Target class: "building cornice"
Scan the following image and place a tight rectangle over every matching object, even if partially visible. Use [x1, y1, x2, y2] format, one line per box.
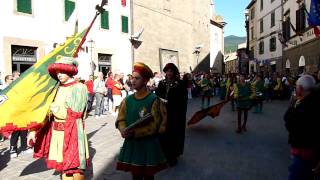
[246, 0, 256, 10]
[210, 20, 225, 29]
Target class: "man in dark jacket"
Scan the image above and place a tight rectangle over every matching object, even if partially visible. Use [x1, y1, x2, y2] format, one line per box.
[156, 63, 188, 166]
[284, 74, 320, 180]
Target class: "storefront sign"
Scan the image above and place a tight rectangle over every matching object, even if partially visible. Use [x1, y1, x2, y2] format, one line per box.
[12, 55, 36, 62]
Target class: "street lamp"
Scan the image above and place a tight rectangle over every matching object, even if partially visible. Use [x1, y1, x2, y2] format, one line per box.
[244, 9, 250, 54]
[193, 44, 203, 65]
[88, 38, 95, 76]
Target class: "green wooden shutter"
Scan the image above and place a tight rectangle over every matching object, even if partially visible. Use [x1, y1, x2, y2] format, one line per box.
[101, 10, 109, 29]
[17, 0, 32, 14]
[65, 0, 75, 21]
[121, 16, 128, 33]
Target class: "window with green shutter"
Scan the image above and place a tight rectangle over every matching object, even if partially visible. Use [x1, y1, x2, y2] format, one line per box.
[121, 16, 129, 33]
[17, 0, 32, 14]
[65, 0, 75, 21]
[101, 10, 109, 29]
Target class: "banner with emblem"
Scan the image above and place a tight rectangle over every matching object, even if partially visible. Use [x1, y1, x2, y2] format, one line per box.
[0, 29, 87, 132]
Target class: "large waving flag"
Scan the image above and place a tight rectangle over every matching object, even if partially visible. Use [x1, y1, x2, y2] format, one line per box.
[0, 0, 108, 132]
[0, 30, 87, 132]
[307, 0, 320, 37]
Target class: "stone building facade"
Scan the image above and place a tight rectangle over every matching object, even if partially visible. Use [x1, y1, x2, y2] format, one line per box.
[131, 0, 211, 73]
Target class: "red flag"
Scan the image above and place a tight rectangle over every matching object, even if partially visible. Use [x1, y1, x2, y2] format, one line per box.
[187, 100, 228, 126]
[314, 26, 320, 38]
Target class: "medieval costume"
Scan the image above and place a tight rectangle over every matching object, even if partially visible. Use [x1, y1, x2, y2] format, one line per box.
[251, 75, 265, 113]
[155, 63, 188, 166]
[116, 62, 167, 179]
[32, 57, 89, 177]
[226, 77, 236, 111]
[220, 77, 227, 100]
[199, 74, 212, 109]
[234, 76, 252, 133]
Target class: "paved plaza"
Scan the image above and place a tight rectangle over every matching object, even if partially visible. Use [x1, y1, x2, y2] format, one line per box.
[0, 97, 291, 180]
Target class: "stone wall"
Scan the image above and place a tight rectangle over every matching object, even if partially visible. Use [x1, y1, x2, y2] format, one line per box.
[132, 0, 210, 73]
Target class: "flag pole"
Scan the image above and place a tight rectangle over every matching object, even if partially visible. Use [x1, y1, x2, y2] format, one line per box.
[73, 0, 108, 58]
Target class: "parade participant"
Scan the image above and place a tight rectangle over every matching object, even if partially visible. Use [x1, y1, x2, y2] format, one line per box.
[251, 74, 265, 113]
[116, 62, 167, 180]
[199, 73, 213, 109]
[220, 75, 227, 100]
[284, 75, 320, 180]
[183, 73, 193, 99]
[28, 57, 89, 180]
[156, 63, 188, 166]
[273, 76, 283, 100]
[226, 75, 236, 111]
[234, 74, 252, 133]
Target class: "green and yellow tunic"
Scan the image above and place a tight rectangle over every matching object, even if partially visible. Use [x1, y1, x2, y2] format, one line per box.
[115, 92, 167, 176]
[234, 82, 252, 110]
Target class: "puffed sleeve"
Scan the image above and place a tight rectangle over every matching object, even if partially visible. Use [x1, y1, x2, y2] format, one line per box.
[115, 99, 127, 131]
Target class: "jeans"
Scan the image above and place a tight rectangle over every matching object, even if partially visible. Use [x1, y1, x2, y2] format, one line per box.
[10, 130, 28, 151]
[87, 93, 94, 112]
[288, 155, 320, 180]
[95, 93, 105, 116]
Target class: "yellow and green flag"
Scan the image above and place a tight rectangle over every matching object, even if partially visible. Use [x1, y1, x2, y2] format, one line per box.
[0, 29, 87, 132]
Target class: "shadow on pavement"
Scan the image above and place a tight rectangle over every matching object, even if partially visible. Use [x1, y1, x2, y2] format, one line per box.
[18, 122, 108, 178]
[19, 158, 51, 176]
[0, 147, 10, 171]
[93, 152, 123, 180]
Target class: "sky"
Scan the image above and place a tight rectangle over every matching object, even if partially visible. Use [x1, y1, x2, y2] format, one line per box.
[215, 0, 251, 37]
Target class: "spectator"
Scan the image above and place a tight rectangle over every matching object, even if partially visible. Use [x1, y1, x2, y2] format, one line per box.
[284, 75, 320, 180]
[9, 71, 32, 158]
[12, 71, 20, 81]
[112, 74, 123, 116]
[85, 75, 94, 113]
[0, 75, 13, 142]
[94, 72, 106, 119]
[124, 74, 134, 95]
[183, 73, 193, 99]
[105, 72, 114, 113]
[0, 75, 13, 91]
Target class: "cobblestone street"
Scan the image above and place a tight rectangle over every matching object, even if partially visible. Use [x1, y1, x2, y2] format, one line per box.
[0, 97, 291, 180]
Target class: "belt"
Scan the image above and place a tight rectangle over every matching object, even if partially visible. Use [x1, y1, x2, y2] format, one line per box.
[53, 121, 65, 131]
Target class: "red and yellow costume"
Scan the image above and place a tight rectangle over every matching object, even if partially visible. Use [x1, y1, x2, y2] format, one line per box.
[33, 57, 89, 174]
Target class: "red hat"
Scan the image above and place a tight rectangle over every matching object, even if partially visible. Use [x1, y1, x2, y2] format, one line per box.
[163, 63, 179, 74]
[48, 56, 78, 79]
[133, 62, 153, 80]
